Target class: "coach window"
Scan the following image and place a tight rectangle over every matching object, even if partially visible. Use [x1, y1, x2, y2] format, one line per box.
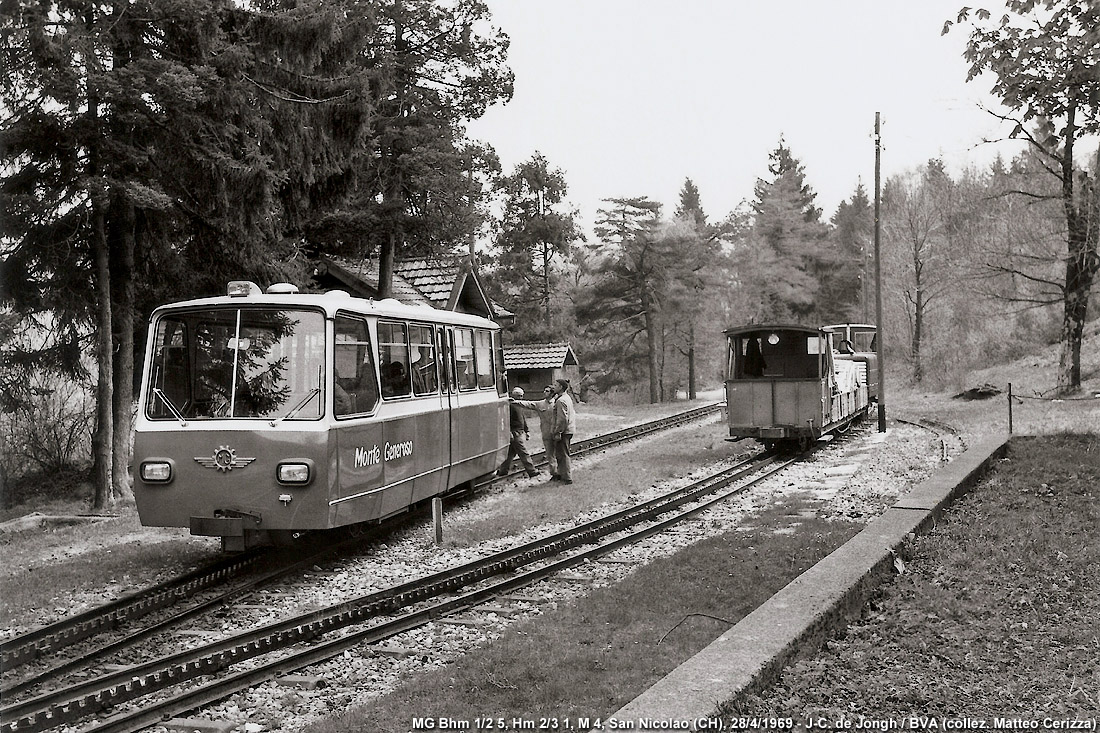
[379, 321, 411, 399]
[439, 328, 454, 392]
[454, 328, 477, 391]
[474, 329, 494, 389]
[493, 332, 506, 395]
[409, 324, 438, 395]
[333, 315, 379, 417]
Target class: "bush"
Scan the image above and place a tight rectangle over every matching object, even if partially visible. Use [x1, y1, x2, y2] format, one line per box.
[0, 375, 94, 508]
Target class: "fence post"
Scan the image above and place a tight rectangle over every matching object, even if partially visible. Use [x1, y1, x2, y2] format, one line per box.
[1008, 382, 1013, 434]
[432, 497, 444, 545]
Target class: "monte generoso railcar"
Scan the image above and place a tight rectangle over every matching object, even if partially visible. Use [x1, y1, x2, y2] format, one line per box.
[723, 323, 875, 450]
[134, 281, 509, 551]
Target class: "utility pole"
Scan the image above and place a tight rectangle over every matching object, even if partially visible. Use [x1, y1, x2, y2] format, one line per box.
[874, 112, 887, 433]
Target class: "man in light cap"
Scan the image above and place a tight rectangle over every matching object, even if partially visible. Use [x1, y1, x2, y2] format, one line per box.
[513, 384, 559, 479]
[497, 387, 539, 478]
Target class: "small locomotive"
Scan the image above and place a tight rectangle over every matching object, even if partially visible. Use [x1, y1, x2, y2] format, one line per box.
[723, 323, 877, 450]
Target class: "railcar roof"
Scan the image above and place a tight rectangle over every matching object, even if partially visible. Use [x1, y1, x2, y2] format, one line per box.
[823, 322, 877, 332]
[150, 290, 500, 328]
[723, 323, 827, 337]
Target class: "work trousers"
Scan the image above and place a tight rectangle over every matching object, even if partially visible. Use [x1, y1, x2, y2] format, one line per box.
[553, 432, 573, 482]
[500, 431, 537, 476]
[540, 430, 558, 475]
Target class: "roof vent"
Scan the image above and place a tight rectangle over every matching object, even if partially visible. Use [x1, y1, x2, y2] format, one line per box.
[325, 289, 351, 298]
[267, 283, 299, 295]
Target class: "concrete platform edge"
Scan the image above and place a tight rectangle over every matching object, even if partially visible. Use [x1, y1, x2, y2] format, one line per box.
[605, 433, 1011, 728]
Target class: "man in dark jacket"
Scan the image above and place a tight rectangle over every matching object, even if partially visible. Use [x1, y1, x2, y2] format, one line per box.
[498, 387, 539, 478]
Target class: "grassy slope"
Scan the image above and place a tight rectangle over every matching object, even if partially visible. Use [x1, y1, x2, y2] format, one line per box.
[727, 434, 1100, 717]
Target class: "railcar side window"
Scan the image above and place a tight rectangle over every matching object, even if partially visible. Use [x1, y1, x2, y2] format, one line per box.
[474, 329, 494, 389]
[379, 321, 411, 399]
[334, 315, 379, 416]
[454, 328, 477, 391]
[409, 324, 438, 395]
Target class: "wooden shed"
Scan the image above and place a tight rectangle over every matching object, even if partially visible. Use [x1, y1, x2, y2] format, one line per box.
[503, 342, 582, 397]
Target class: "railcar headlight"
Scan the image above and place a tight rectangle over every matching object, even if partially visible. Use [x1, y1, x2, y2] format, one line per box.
[140, 460, 173, 483]
[277, 460, 313, 485]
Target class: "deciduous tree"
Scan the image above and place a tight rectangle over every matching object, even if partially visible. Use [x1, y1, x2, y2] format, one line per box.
[946, 0, 1100, 392]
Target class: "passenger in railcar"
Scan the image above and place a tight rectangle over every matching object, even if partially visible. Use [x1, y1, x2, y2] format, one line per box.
[550, 378, 576, 484]
[333, 377, 353, 415]
[514, 385, 559, 479]
[744, 337, 766, 377]
[498, 387, 540, 478]
[382, 361, 409, 397]
[410, 345, 436, 394]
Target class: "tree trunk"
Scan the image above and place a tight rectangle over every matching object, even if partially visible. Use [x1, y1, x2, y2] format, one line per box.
[378, 0, 406, 301]
[111, 198, 136, 501]
[543, 240, 551, 331]
[92, 204, 114, 511]
[1055, 103, 1098, 393]
[687, 324, 697, 400]
[87, 8, 113, 511]
[642, 288, 659, 403]
[912, 287, 924, 383]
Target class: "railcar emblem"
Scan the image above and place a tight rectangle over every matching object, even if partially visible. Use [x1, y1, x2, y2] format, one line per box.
[194, 445, 256, 472]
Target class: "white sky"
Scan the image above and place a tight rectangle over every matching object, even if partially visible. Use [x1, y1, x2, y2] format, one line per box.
[465, 0, 1027, 231]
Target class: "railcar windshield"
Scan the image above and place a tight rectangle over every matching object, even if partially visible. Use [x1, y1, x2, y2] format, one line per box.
[145, 307, 326, 420]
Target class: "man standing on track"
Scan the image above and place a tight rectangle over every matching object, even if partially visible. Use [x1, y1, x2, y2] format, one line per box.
[498, 387, 539, 478]
[550, 378, 575, 484]
[513, 385, 559, 480]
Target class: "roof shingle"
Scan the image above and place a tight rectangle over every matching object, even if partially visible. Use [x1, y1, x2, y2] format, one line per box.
[504, 342, 579, 369]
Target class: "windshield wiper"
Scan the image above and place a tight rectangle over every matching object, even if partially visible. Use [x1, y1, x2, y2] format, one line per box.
[153, 388, 189, 426]
[269, 387, 320, 427]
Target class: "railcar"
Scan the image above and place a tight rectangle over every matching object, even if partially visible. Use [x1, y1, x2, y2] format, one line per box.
[723, 323, 873, 450]
[134, 281, 509, 551]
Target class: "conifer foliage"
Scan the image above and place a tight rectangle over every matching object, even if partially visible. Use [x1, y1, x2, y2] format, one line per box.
[489, 152, 582, 341]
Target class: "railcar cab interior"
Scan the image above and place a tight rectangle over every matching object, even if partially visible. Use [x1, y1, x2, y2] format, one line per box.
[726, 325, 827, 381]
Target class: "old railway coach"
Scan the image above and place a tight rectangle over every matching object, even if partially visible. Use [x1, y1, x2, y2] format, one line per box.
[724, 323, 874, 450]
[134, 281, 509, 551]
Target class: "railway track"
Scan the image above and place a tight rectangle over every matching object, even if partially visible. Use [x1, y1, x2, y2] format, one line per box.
[1, 445, 792, 733]
[0, 402, 725, 719]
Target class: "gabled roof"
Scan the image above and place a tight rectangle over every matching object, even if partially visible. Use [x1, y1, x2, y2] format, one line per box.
[504, 342, 579, 370]
[316, 255, 514, 324]
[321, 257, 434, 307]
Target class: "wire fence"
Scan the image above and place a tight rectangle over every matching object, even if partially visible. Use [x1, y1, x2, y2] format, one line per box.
[1006, 382, 1100, 434]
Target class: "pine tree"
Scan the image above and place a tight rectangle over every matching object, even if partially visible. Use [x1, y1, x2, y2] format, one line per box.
[311, 0, 514, 296]
[1, 0, 370, 506]
[489, 152, 582, 340]
[827, 182, 874, 322]
[746, 141, 830, 320]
